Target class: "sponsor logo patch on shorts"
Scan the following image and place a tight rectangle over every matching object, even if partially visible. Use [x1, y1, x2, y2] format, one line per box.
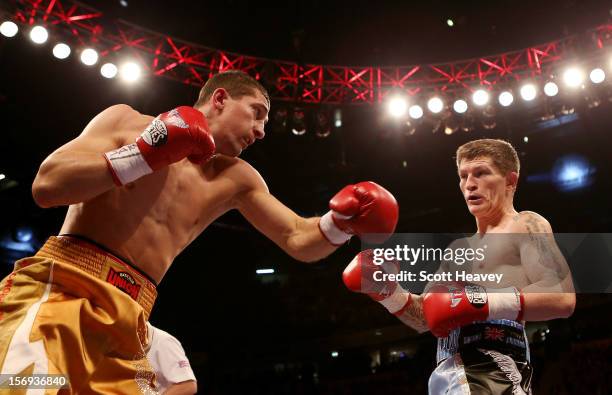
[106, 267, 141, 300]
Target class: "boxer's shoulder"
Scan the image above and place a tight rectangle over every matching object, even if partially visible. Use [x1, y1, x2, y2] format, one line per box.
[82, 104, 149, 140]
[208, 156, 267, 192]
[511, 211, 552, 233]
[93, 104, 144, 125]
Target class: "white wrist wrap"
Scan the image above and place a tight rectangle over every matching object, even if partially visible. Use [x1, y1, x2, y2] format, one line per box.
[319, 211, 352, 245]
[487, 287, 522, 320]
[104, 143, 153, 185]
[379, 286, 411, 314]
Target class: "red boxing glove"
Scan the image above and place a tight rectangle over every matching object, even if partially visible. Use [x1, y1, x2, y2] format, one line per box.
[104, 107, 216, 185]
[343, 250, 411, 315]
[319, 181, 399, 245]
[422, 283, 524, 338]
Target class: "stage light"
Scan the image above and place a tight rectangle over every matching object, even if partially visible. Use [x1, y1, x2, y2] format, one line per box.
[256, 268, 274, 275]
[120, 62, 141, 82]
[498, 91, 514, 107]
[446, 19, 454, 27]
[427, 97, 444, 113]
[444, 115, 460, 135]
[453, 99, 468, 114]
[29, 25, 48, 44]
[14, 227, 33, 243]
[388, 97, 408, 118]
[409, 105, 423, 119]
[333, 108, 342, 127]
[291, 108, 306, 135]
[472, 89, 489, 106]
[80, 48, 99, 66]
[0, 21, 18, 37]
[403, 120, 417, 136]
[331, 351, 339, 358]
[461, 115, 475, 132]
[523, 136, 529, 143]
[544, 82, 559, 97]
[52, 43, 71, 59]
[315, 110, 331, 138]
[100, 63, 118, 78]
[563, 68, 584, 88]
[0, 174, 5, 180]
[271, 108, 288, 134]
[481, 105, 496, 130]
[553, 155, 594, 191]
[520, 84, 537, 101]
[590, 68, 605, 84]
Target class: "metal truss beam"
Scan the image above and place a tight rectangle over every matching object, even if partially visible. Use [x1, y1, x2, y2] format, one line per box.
[6, 0, 612, 104]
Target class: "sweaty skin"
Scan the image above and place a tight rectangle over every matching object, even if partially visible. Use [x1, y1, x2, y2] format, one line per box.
[33, 90, 336, 283]
[394, 157, 575, 333]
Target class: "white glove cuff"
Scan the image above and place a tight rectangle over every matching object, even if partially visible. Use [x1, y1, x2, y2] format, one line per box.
[319, 211, 352, 246]
[487, 287, 522, 320]
[104, 143, 153, 186]
[379, 286, 411, 314]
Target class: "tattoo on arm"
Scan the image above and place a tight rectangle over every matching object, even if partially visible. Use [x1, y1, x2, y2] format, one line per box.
[396, 295, 429, 333]
[523, 213, 568, 278]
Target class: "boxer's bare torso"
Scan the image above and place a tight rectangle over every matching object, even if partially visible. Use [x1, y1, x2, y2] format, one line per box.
[449, 211, 538, 290]
[55, 108, 269, 282]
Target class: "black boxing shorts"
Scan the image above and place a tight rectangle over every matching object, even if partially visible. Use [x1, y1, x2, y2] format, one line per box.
[429, 319, 533, 395]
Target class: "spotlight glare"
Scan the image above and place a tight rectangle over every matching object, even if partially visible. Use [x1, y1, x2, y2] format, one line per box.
[0, 21, 18, 37]
[427, 97, 444, 114]
[520, 84, 537, 101]
[453, 99, 468, 114]
[590, 68, 605, 84]
[29, 25, 48, 44]
[52, 43, 71, 59]
[388, 97, 408, 118]
[543, 82, 559, 97]
[472, 89, 489, 106]
[120, 62, 142, 82]
[446, 19, 454, 27]
[333, 108, 342, 127]
[100, 63, 118, 78]
[498, 91, 514, 107]
[80, 48, 99, 66]
[563, 68, 584, 88]
[408, 105, 423, 119]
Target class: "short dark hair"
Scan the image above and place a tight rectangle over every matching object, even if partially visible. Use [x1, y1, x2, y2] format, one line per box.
[194, 70, 270, 108]
[456, 139, 520, 174]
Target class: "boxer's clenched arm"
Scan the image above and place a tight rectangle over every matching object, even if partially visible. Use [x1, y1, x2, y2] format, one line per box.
[394, 294, 429, 333]
[398, 246, 456, 334]
[516, 211, 575, 320]
[233, 163, 336, 262]
[32, 104, 134, 207]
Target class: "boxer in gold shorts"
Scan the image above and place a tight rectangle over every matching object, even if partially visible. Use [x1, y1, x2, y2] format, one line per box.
[0, 70, 399, 393]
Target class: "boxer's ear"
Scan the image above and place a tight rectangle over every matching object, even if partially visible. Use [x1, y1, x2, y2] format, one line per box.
[506, 171, 519, 191]
[212, 88, 229, 110]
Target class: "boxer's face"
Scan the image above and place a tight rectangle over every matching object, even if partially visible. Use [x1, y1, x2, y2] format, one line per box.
[458, 157, 514, 217]
[209, 88, 269, 157]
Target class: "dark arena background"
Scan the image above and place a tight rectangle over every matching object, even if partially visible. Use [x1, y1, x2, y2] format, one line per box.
[1, 0, 611, 394]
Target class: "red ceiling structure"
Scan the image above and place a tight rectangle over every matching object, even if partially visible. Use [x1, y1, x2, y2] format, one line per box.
[5, 0, 612, 104]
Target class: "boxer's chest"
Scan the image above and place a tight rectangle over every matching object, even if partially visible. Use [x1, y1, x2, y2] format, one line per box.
[452, 235, 526, 288]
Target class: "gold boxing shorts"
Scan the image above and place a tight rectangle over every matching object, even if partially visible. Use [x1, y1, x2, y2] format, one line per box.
[0, 235, 158, 394]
